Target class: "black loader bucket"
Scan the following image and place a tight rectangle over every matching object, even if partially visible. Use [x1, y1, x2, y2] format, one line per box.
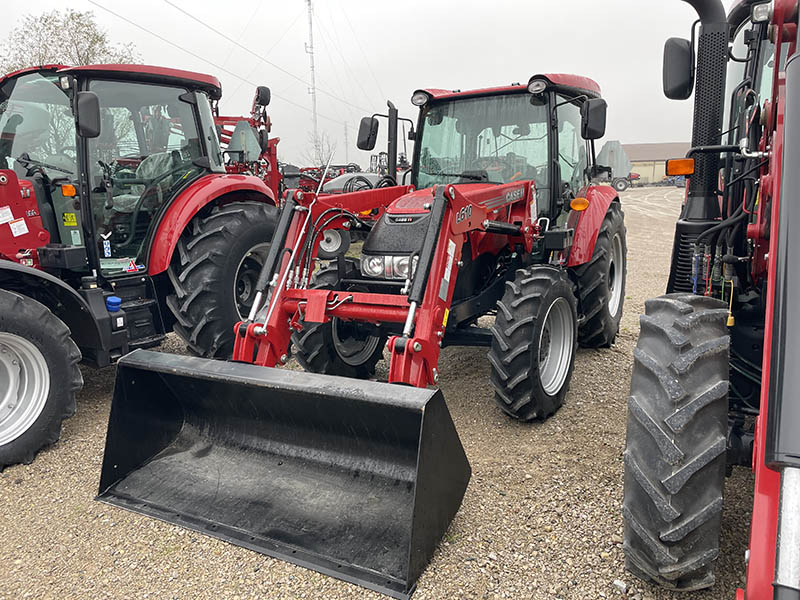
[97, 350, 470, 599]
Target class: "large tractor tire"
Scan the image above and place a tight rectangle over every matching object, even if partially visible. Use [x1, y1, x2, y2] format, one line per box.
[168, 201, 277, 358]
[488, 266, 577, 421]
[0, 290, 82, 469]
[573, 202, 627, 348]
[292, 263, 386, 378]
[622, 293, 729, 591]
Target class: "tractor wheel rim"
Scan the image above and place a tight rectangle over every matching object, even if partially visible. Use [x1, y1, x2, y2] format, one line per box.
[331, 318, 381, 367]
[0, 333, 50, 446]
[608, 232, 624, 318]
[538, 297, 573, 396]
[319, 230, 342, 254]
[234, 242, 271, 319]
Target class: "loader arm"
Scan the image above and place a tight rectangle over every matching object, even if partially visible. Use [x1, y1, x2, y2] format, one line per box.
[233, 180, 537, 388]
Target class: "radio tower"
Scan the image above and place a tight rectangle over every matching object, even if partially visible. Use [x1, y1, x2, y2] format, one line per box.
[305, 0, 320, 162]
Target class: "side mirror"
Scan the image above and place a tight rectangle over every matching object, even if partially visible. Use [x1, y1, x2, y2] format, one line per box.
[580, 98, 607, 140]
[76, 91, 101, 138]
[357, 116, 379, 151]
[663, 37, 694, 100]
[255, 86, 271, 107]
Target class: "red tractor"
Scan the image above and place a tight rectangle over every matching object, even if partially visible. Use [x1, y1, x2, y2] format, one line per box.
[98, 74, 627, 598]
[622, 1, 800, 598]
[0, 64, 280, 468]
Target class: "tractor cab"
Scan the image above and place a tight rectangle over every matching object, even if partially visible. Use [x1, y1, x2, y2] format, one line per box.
[359, 75, 608, 228]
[0, 65, 224, 279]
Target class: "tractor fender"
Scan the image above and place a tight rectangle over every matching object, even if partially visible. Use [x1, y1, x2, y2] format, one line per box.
[0, 259, 103, 351]
[146, 174, 276, 275]
[566, 185, 619, 267]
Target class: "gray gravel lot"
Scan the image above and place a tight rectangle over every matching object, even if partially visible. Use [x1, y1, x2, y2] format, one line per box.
[0, 186, 753, 600]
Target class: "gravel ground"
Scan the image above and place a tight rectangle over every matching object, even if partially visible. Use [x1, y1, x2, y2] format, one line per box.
[0, 186, 754, 600]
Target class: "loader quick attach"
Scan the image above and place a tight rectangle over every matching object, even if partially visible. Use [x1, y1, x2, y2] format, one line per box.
[99, 77, 626, 597]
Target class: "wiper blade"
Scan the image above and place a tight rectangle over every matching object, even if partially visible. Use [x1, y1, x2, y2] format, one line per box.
[16, 153, 73, 175]
[422, 170, 486, 181]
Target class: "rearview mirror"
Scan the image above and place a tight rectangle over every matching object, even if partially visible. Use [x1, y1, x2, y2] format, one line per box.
[255, 86, 271, 107]
[663, 37, 694, 100]
[357, 116, 379, 151]
[580, 98, 607, 140]
[76, 91, 101, 138]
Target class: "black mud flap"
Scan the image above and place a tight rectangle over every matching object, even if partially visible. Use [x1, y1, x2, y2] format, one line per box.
[97, 350, 471, 599]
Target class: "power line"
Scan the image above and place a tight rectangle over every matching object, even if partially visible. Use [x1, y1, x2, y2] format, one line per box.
[87, 0, 344, 124]
[339, 10, 387, 101]
[162, 0, 373, 114]
[312, 7, 379, 110]
[226, 8, 305, 100]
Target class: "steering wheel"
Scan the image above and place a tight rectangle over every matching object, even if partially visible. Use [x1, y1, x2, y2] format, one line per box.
[114, 158, 192, 249]
[472, 157, 514, 182]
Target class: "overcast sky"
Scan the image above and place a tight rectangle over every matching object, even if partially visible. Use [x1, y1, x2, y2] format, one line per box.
[1, 0, 738, 166]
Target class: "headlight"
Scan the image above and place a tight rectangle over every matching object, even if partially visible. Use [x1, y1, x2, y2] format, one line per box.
[527, 78, 548, 94]
[362, 255, 384, 277]
[411, 90, 431, 106]
[393, 255, 410, 279]
[361, 254, 418, 279]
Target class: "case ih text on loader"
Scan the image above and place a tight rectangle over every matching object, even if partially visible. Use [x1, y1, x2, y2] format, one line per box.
[97, 74, 627, 599]
[622, 1, 800, 599]
[0, 64, 281, 468]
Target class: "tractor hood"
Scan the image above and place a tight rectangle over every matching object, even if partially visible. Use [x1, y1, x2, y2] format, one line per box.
[363, 184, 495, 256]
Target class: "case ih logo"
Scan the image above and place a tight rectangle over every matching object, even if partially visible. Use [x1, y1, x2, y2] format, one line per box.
[505, 187, 524, 203]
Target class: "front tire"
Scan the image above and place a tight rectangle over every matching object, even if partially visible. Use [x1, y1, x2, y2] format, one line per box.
[292, 263, 386, 378]
[622, 293, 729, 590]
[488, 266, 577, 421]
[0, 290, 82, 468]
[613, 178, 629, 192]
[167, 201, 277, 358]
[573, 202, 627, 348]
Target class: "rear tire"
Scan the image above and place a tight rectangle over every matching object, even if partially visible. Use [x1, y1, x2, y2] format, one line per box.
[573, 202, 627, 348]
[292, 263, 386, 378]
[167, 201, 277, 358]
[0, 290, 82, 469]
[488, 266, 577, 421]
[622, 293, 729, 590]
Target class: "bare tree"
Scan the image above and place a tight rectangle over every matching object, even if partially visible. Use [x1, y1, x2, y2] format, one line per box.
[0, 9, 140, 73]
[298, 130, 337, 166]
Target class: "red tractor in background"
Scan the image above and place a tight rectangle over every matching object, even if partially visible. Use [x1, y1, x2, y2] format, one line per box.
[0, 64, 280, 468]
[97, 73, 627, 599]
[622, 1, 800, 598]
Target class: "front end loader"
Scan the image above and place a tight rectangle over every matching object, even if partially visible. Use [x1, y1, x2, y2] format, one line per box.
[622, 1, 800, 598]
[98, 75, 626, 598]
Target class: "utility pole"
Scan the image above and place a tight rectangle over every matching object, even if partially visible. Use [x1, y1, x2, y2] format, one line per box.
[305, 0, 320, 163]
[344, 122, 349, 164]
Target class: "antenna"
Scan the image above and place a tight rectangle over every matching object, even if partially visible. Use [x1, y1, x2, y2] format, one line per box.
[305, 0, 319, 162]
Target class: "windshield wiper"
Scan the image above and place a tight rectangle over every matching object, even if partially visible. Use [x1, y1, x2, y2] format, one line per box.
[16, 153, 73, 175]
[421, 170, 498, 182]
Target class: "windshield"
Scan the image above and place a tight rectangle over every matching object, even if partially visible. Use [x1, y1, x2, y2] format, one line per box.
[88, 80, 206, 275]
[415, 93, 550, 191]
[0, 71, 76, 178]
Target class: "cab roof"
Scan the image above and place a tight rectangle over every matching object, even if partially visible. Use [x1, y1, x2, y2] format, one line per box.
[1, 64, 222, 100]
[421, 74, 602, 101]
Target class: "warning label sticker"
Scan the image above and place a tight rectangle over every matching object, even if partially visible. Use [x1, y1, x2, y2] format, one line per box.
[0, 206, 13, 224]
[9, 218, 29, 237]
[62, 212, 77, 226]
